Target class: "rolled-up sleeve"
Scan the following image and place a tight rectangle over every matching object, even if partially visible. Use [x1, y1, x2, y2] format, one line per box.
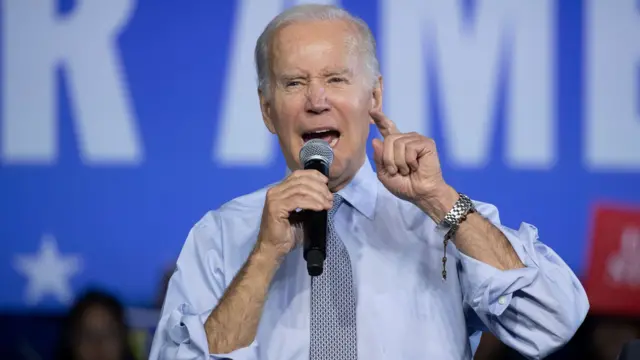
[148, 211, 258, 360]
[459, 202, 589, 360]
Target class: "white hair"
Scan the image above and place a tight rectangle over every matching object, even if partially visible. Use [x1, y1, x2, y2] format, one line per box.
[254, 4, 380, 97]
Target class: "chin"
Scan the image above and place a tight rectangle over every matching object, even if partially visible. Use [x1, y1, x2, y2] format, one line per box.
[328, 163, 342, 179]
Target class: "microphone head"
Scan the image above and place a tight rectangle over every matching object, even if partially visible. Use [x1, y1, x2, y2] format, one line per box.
[299, 139, 334, 168]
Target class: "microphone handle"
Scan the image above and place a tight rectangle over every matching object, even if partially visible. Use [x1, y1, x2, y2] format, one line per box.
[303, 159, 330, 276]
[303, 210, 327, 276]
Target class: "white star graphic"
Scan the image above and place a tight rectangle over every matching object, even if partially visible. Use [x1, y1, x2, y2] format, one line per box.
[13, 234, 83, 306]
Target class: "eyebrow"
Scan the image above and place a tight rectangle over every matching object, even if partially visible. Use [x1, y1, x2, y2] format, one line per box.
[277, 67, 354, 83]
[279, 73, 305, 81]
[320, 68, 353, 77]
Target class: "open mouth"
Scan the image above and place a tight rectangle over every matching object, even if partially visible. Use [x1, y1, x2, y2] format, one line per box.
[302, 129, 341, 147]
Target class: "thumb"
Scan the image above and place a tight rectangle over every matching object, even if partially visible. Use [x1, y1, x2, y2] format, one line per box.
[372, 138, 384, 167]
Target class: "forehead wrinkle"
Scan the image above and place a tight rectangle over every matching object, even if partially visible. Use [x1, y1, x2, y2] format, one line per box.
[267, 20, 370, 93]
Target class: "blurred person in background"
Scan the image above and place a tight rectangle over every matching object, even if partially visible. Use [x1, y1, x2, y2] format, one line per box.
[586, 316, 640, 360]
[54, 289, 136, 360]
[155, 265, 175, 310]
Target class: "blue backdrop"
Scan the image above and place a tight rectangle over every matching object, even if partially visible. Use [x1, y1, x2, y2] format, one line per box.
[1, 0, 638, 312]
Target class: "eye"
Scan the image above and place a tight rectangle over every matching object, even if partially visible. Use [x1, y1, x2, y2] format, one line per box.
[328, 77, 347, 83]
[286, 80, 302, 87]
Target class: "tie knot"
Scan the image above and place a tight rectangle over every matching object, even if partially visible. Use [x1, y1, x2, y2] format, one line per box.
[330, 194, 344, 217]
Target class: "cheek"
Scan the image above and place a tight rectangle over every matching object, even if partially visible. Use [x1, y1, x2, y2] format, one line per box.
[342, 98, 371, 137]
[273, 97, 303, 134]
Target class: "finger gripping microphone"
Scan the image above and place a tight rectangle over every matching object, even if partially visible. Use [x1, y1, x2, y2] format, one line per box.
[299, 139, 334, 276]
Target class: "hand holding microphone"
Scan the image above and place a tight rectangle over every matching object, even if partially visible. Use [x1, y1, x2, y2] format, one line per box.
[257, 140, 334, 263]
[256, 140, 334, 276]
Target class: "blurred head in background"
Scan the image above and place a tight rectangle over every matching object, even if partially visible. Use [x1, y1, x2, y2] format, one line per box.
[589, 316, 640, 360]
[55, 289, 135, 360]
[255, 4, 383, 191]
[155, 265, 175, 309]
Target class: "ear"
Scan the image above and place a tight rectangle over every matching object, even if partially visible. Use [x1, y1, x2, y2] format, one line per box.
[370, 75, 383, 124]
[259, 88, 276, 134]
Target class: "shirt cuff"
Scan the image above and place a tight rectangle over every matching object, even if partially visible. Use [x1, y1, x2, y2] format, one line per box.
[459, 223, 541, 316]
[168, 303, 258, 359]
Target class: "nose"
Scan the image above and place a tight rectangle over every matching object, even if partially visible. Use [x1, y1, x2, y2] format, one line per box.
[305, 83, 330, 114]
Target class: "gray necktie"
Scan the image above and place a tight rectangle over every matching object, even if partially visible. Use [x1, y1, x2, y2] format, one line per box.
[309, 194, 357, 359]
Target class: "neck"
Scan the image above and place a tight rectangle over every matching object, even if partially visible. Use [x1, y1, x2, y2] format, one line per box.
[327, 155, 365, 193]
[328, 176, 352, 193]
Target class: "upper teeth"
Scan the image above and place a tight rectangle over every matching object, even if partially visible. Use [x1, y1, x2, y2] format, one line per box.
[313, 130, 331, 134]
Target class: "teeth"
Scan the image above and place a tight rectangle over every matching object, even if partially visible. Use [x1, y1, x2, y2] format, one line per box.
[303, 129, 339, 147]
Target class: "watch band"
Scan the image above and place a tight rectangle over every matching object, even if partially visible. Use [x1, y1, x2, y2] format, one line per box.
[440, 193, 475, 281]
[440, 193, 475, 230]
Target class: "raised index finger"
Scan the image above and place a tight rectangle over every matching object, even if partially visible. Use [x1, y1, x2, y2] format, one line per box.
[370, 109, 399, 137]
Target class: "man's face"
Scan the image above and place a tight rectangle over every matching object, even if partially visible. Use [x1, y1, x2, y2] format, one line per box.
[260, 19, 382, 189]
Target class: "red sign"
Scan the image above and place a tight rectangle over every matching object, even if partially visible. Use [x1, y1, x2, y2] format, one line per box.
[584, 204, 640, 315]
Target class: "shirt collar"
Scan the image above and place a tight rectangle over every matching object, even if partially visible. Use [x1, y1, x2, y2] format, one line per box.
[336, 157, 377, 220]
[284, 157, 378, 220]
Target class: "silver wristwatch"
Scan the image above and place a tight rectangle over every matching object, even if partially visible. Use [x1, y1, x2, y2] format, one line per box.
[440, 193, 476, 231]
[439, 193, 475, 281]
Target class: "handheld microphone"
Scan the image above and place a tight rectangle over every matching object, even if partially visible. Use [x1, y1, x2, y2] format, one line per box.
[298, 139, 334, 276]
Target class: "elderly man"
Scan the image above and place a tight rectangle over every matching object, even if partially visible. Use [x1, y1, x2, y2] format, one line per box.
[150, 4, 588, 360]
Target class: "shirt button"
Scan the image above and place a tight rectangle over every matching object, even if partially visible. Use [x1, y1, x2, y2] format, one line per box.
[498, 296, 507, 305]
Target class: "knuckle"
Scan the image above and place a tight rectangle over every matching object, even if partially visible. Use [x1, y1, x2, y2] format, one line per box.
[301, 177, 317, 187]
[290, 177, 303, 187]
[291, 170, 305, 178]
[294, 170, 315, 180]
[388, 133, 401, 141]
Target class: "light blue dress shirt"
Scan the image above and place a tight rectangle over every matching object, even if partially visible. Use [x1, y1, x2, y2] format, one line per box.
[149, 159, 589, 360]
